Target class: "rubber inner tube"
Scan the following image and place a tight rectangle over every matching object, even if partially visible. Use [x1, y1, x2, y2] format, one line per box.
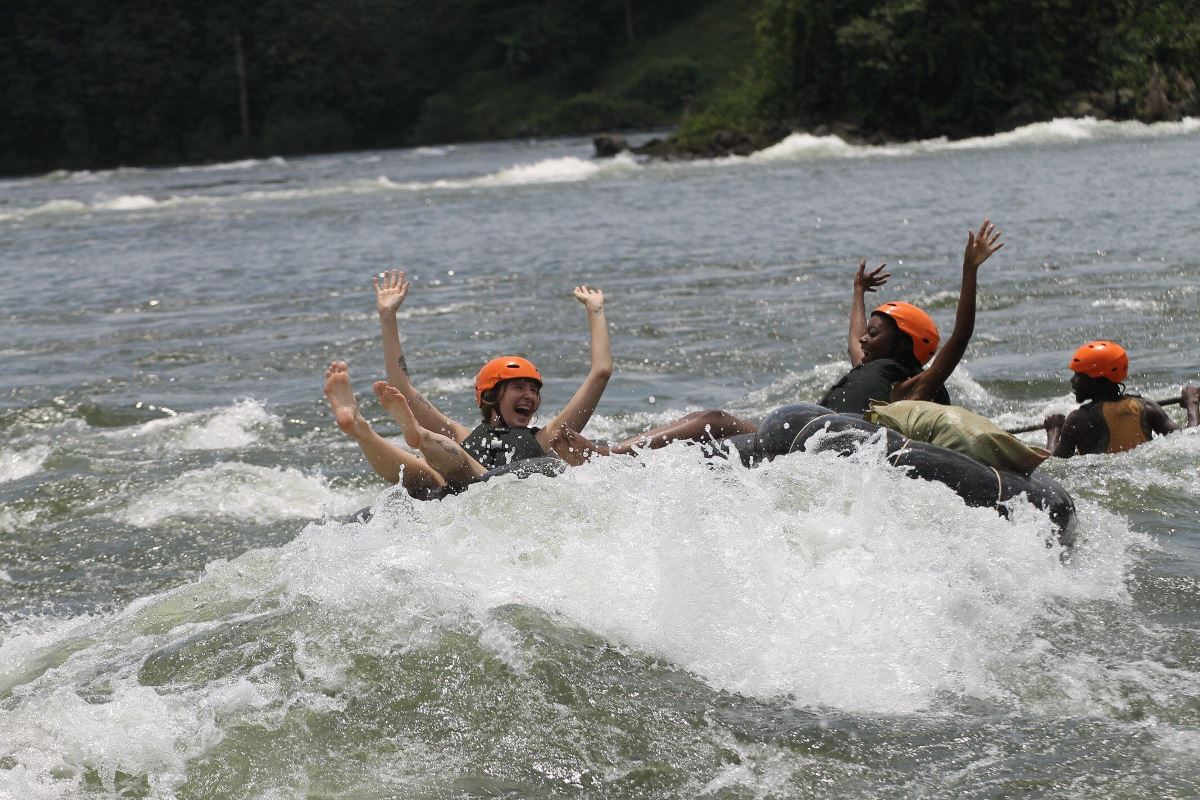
[780, 408, 1076, 547]
[346, 404, 1077, 547]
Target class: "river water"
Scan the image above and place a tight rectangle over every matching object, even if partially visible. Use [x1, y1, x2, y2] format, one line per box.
[2, 118, 1199, 798]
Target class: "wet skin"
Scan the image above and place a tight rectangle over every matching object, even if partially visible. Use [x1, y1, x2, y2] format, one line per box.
[496, 378, 541, 427]
[860, 315, 901, 362]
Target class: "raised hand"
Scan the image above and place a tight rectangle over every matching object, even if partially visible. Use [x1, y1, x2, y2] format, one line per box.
[963, 219, 1003, 271]
[573, 284, 605, 314]
[374, 269, 410, 316]
[853, 259, 890, 294]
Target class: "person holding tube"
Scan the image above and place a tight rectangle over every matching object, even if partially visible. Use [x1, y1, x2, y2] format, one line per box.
[1043, 340, 1199, 457]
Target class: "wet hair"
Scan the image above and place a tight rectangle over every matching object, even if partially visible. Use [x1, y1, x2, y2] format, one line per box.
[479, 387, 500, 425]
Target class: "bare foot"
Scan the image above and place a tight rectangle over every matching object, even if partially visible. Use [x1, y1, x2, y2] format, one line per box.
[374, 381, 425, 449]
[325, 361, 369, 439]
[547, 425, 609, 466]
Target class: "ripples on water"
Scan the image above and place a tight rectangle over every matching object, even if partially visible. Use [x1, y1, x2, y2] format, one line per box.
[2, 118, 1199, 798]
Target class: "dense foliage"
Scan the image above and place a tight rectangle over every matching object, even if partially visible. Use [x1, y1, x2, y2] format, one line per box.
[0, 0, 711, 174]
[2, 0, 1198, 174]
[714, 0, 1200, 140]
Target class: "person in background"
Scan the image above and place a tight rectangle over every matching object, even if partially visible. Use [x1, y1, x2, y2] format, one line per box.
[562, 218, 1003, 458]
[1043, 340, 1199, 457]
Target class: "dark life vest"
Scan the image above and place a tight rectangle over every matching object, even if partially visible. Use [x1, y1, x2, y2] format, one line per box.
[818, 358, 950, 416]
[461, 424, 547, 471]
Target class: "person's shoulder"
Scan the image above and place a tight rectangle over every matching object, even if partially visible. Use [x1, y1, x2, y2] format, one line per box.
[870, 358, 912, 380]
[1063, 406, 1092, 426]
[1130, 394, 1162, 409]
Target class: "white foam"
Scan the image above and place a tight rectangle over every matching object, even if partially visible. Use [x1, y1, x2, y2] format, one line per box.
[1090, 298, 1161, 311]
[176, 156, 288, 173]
[0, 445, 50, 484]
[0, 682, 230, 795]
[4, 118, 1194, 225]
[474, 155, 604, 186]
[93, 194, 159, 211]
[118, 461, 375, 527]
[1086, 426, 1200, 497]
[24, 199, 87, 217]
[435, 447, 1084, 714]
[177, 400, 280, 451]
[305, 447, 1135, 715]
[115, 399, 279, 452]
[749, 132, 863, 162]
[942, 115, 1200, 149]
[416, 375, 474, 397]
[409, 151, 641, 191]
[0, 442, 1156, 795]
[3, 153, 637, 223]
[737, 116, 1200, 166]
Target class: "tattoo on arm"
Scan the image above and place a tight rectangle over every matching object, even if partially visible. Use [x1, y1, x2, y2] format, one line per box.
[397, 355, 409, 375]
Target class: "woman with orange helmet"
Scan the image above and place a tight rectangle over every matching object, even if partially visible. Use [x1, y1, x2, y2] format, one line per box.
[1043, 341, 1199, 456]
[564, 219, 1002, 458]
[817, 218, 1002, 412]
[326, 269, 612, 492]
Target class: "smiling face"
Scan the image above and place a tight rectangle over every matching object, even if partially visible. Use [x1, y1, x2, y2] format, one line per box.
[860, 314, 901, 363]
[495, 378, 542, 427]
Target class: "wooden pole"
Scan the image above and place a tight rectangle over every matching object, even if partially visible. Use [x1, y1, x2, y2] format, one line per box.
[1006, 396, 1183, 435]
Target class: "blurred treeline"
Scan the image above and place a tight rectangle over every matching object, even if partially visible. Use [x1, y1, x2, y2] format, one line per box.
[0, 0, 750, 175]
[3, 0, 1197, 175]
[703, 0, 1200, 144]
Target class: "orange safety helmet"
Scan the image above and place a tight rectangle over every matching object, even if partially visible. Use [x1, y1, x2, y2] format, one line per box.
[1070, 340, 1128, 383]
[474, 356, 543, 406]
[873, 302, 940, 365]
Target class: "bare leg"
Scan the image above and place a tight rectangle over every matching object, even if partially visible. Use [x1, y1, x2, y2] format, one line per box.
[608, 409, 757, 455]
[375, 381, 486, 487]
[324, 361, 445, 492]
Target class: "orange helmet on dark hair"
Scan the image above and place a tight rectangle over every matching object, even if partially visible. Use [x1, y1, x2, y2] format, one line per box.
[1070, 340, 1128, 383]
[873, 302, 940, 365]
[474, 356, 542, 406]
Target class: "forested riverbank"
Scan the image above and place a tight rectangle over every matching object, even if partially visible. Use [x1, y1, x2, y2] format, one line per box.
[3, 0, 1198, 174]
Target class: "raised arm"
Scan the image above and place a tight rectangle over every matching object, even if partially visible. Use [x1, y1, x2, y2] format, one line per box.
[375, 269, 471, 441]
[900, 219, 1002, 400]
[538, 286, 613, 445]
[848, 259, 890, 366]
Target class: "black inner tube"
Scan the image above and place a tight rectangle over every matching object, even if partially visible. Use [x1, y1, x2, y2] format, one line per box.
[347, 403, 1076, 547]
